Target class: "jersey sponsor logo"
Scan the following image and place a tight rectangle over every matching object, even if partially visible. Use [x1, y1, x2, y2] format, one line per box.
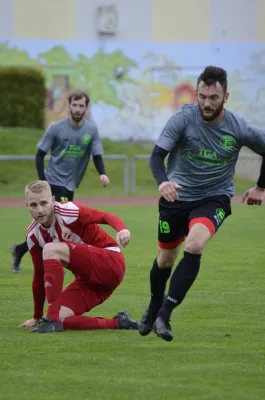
[60, 144, 86, 158]
[220, 135, 235, 150]
[59, 134, 91, 158]
[199, 149, 217, 158]
[187, 148, 228, 167]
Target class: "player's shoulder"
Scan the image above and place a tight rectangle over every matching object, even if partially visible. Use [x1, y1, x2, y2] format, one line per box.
[26, 219, 39, 238]
[225, 109, 246, 124]
[224, 109, 248, 134]
[181, 103, 199, 122]
[49, 119, 67, 128]
[54, 201, 80, 224]
[83, 119, 98, 134]
[26, 219, 38, 236]
[172, 103, 199, 124]
[47, 119, 67, 133]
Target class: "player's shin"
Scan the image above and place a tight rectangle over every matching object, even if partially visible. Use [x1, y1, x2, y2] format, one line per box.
[62, 312, 138, 330]
[63, 316, 118, 330]
[43, 259, 64, 323]
[158, 252, 201, 323]
[150, 258, 172, 314]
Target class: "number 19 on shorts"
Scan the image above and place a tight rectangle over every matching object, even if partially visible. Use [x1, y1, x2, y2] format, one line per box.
[159, 220, 171, 234]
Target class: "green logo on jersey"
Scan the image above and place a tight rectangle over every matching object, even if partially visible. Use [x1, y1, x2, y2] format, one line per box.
[82, 134, 91, 145]
[220, 135, 235, 150]
[159, 220, 171, 234]
[187, 149, 227, 167]
[215, 208, 225, 224]
[60, 144, 86, 158]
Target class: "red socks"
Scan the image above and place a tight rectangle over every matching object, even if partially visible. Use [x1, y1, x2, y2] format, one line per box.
[43, 259, 64, 323]
[63, 316, 119, 330]
[43, 259, 119, 330]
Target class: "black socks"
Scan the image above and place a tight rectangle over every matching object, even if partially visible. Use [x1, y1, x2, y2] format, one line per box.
[16, 241, 29, 256]
[150, 258, 172, 315]
[158, 252, 201, 323]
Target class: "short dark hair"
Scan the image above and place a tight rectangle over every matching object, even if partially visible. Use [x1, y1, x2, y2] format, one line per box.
[197, 66, 228, 93]
[68, 90, 90, 106]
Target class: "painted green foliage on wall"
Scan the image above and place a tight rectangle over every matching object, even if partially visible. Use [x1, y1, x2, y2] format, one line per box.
[0, 42, 138, 109]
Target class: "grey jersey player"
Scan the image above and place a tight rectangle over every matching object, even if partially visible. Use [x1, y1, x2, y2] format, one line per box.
[138, 66, 265, 342]
[11, 91, 110, 272]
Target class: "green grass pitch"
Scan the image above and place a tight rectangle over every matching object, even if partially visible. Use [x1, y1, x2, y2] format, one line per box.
[0, 204, 265, 399]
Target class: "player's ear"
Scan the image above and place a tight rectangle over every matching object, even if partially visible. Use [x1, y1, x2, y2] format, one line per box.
[52, 195, 55, 202]
[224, 92, 229, 103]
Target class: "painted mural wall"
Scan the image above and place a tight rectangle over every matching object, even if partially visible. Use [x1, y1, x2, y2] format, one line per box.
[1, 40, 265, 140]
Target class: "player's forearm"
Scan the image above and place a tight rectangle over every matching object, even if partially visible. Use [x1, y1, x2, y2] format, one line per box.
[35, 149, 47, 180]
[149, 145, 169, 185]
[32, 275, 45, 319]
[103, 213, 127, 231]
[85, 209, 127, 231]
[257, 153, 265, 190]
[93, 155, 106, 175]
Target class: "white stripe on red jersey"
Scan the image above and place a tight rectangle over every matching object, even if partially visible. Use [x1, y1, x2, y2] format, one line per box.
[26, 220, 38, 236]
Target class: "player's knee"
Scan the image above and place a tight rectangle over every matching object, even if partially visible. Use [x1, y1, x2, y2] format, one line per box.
[59, 306, 75, 322]
[43, 243, 60, 260]
[43, 243, 70, 262]
[157, 249, 177, 268]
[184, 239, 204, 254]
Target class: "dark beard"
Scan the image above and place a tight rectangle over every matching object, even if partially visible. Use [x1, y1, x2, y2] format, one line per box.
[199, 100, 224, 122]
[70, 111, 85, 122]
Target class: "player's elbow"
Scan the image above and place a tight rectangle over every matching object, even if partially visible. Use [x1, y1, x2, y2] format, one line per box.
[149, 145, 168, 170]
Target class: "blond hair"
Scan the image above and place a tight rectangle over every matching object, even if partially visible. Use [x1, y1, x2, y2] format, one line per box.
[25, 180, 52, 197]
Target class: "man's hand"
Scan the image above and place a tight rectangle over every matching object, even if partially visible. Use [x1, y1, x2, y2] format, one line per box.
[19, 318, 40, 328]
[100, 174, 110, 187]
[241, 186, 265, 205]
[159, 181, 182, 202]
[116, 229, 130, 248]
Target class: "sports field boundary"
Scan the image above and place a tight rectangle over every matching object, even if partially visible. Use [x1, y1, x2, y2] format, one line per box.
[0, 196, 244, 207]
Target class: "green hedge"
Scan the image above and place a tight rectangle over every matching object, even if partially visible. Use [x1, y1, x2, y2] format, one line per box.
[0, 67, 46, 128]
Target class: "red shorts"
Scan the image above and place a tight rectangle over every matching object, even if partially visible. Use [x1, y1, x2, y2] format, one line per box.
[61, 243, 125, 315]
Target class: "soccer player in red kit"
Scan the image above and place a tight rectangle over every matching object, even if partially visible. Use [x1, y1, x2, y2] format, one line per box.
[19, 180, 139, 333]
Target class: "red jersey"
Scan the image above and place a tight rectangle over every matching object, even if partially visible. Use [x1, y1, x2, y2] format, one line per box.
[26, 201, 127, 319]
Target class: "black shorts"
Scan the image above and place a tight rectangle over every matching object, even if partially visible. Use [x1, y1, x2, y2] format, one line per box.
[50, 184, 74, 202]
[158, 195, 232, 249]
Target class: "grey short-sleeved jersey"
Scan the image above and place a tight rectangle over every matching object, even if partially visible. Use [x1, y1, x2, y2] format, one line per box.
[156, 104, 265, 201]
[38, 119, 104, 191]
